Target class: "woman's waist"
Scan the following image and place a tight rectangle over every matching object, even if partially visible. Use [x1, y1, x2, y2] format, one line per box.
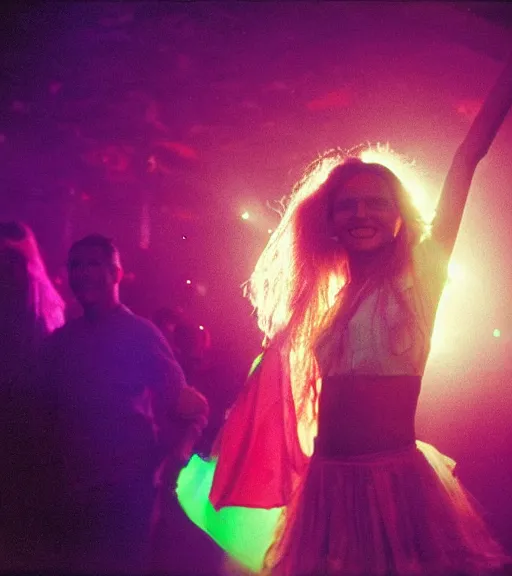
[318, 374, 421, 407]
[316, 374, 420, 458]
[313, 441, 418, 464]
[314, 426, 416, 458]
[321, 372, 421, 386]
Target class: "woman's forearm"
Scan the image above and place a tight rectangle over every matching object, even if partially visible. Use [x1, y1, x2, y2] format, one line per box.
[459, 51, 512, 164]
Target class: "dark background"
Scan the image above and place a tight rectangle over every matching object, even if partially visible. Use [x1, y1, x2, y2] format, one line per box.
[1, 0, 511, 551]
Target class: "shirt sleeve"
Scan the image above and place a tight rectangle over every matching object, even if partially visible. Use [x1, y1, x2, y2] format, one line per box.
[151, 329, 186, 400]
[144, 326, 187, 448]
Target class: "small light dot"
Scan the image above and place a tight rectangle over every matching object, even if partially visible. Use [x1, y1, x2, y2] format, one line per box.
[186, 279, 192, 285]
[241, 211, 250, 220]
[199, 325, 204, 331]
[267, 229, 273, 234]
[182, 235, 187, 240]
[493, 329, 501, 338]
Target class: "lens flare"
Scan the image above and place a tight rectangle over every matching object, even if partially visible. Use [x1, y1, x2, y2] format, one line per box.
[447, 260, 464, 283]
[360, 144, 437, 225]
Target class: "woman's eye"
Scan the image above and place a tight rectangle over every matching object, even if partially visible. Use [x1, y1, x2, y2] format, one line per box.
[368, 198, 391, 210]
[334, 199, 355, 212]
[333, 197, 391, 212]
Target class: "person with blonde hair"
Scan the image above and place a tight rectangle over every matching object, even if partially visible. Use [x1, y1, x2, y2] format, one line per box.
[0, 221, 65, 569]
[177, 51, 512, 576]
[0, 221, 65, 349]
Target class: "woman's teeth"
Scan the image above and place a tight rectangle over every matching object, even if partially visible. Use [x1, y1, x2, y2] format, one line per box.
[349, 228, 377, 239]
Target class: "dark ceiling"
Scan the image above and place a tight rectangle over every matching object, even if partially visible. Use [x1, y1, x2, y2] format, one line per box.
[1, 1, 511, 360]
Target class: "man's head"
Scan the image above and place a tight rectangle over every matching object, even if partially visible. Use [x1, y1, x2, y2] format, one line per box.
[67, 234, 123, 310]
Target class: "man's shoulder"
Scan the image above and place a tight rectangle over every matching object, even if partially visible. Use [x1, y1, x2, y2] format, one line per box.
[117, 306, 167, 343]
[116, 307, 181, 372]
[47, 316, 82, 340]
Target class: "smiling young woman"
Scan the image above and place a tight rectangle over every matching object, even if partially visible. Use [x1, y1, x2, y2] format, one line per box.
[176, 51, 512, 576]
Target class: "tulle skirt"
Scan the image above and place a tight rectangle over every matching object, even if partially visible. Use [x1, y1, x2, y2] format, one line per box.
[177, 441, 508, 576]
[264, 441, 507, 576]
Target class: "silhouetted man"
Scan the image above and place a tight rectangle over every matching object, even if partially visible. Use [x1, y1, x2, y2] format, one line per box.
[39, 234, 207, 574]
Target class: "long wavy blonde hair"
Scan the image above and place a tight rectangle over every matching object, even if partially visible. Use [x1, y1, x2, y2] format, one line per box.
[0, 221, 65, 341]
[244, 148, 428, 452]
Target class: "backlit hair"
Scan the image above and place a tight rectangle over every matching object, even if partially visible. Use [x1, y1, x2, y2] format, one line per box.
[0, 221, 65, 339]
[244, 148, 427, 453]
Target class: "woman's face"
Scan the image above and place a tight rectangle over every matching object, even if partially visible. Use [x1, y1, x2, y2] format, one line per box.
[330, 172, 403, 253]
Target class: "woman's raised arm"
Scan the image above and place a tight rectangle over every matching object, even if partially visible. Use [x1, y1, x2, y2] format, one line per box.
[432, 50, 512, 255]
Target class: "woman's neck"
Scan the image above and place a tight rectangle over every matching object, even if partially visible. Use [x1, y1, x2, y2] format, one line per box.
[348, 243, 395, 284]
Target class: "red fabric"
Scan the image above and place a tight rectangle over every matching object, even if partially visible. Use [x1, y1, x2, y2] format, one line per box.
[210, 347, 307, 511]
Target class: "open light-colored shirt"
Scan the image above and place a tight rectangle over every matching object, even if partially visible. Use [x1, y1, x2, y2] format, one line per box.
[316, 238, 449, 377]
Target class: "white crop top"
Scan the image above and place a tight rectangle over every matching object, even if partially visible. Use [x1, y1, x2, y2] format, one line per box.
[315, 238, 449, 378]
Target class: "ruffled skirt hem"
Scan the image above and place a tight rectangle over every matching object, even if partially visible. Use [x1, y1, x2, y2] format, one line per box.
[264, 441, 508, 576]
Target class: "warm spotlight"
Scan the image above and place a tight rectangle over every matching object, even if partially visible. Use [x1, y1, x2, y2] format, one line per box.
[360, 144, 436, 224]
